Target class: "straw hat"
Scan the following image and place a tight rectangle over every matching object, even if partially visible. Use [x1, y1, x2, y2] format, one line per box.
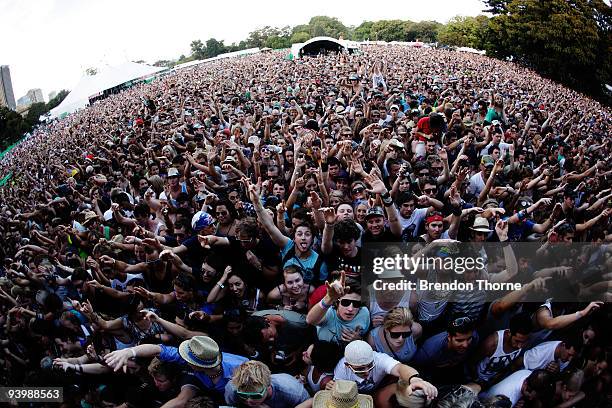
[470, 216, 493, 233]
[313, 380, 373, 408]
[82, 211, 99, 226]
[178, 336, 222, 368]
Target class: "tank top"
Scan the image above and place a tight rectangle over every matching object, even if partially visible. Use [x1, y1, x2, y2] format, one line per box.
[477, 330, 521, 382]
[371, 326, 417, 363]
[307, 365, 333, 394]
[369, 287, 412, 321]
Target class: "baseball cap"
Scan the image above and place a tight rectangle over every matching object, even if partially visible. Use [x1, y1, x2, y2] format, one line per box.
[191, 211, 215, 232]
[365, 207, 384, 220]
[167, 168, 180, 178]
[481, 155, 494, 167]
[345, 341, 374, 366]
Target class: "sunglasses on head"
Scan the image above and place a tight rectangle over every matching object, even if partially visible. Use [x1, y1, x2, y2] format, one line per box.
[339, 299, 362, 308]
[352, 186, 365, 194]
[450, 316, 472, 329]
[236, 386, 267, 400]
[388, 330, 412, 339]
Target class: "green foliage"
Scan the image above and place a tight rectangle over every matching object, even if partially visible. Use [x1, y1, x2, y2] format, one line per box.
[0, 106, 29, 151]
[0, 90, 69, 150]
[353, 21, 375, 41]
[290, 31, 310, 44]
[204, 38, 226, 58]
[46, 90, 69, 111]
[371, 20, 410, 42]
[485, 0, 610, 98]
[307, 16, 350, 38]
[190, 40, 206, 60]
[437, 15, 488, 48]
[406, 21, 443, 42]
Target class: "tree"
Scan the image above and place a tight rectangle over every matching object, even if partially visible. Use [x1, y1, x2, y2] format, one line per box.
[353, 21, 374, 41]
[190, 39, 206, 59]
[132, 60, 146, 64]
[205, 38, 226, 58]
[485, 0, 609, 98]
[25, 102, 47, 127]
[371, 20, 409, 42]
[307, 16, 349, 39]
[0, 107, 28, 151]
[405, 21, 442, 42]
[84, 67, 98, 76]
[290, 31, 310, 43]
[437, 16, 486, 48]
[46, 90, 69, 111]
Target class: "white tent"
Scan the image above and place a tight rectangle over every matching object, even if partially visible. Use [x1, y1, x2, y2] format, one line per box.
[50, 62, 166, 119]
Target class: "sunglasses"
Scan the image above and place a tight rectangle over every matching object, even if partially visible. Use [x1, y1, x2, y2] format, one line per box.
[424, 188, 437, 193]
[339, 299, 362, 308]
[236, 386, 267, 400]
[450, 316, 472, 329]
[348, 362, 375, 374]
[352, 187, 365, 194]
[388, 330, 412, 339]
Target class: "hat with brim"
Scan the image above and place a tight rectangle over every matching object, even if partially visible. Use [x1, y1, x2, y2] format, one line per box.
[481, 155, 494, 167]
[82, 211, 99, 226]
[365, 206, 384, 220]
[178, 336, 222, 368]
[470, 216, 493, 233]
[313, 380, 373, 408]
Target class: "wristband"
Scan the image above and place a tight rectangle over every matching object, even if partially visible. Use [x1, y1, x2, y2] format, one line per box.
[320, 298, 332, 309]
[575, 311, 583, 319]
[408, 374, 421, 384]
[131, 348, 137, 358]
[217, 282, 225, 289]
[381, 192, 391, 201]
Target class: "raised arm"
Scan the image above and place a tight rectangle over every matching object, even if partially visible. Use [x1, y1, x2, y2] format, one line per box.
[246, 177, 290, 248]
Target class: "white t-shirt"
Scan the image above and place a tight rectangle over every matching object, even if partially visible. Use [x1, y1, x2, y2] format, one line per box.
[468, 172, 486, 197]
[111, 273, 144, 291]
[523, 341, 569, 372]
[398, 207, 428, 238]
[334, 351, 399, 393]
[480, 369, 531, 406]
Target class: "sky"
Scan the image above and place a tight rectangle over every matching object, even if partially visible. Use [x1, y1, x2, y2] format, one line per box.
[0, 0, 486, 100]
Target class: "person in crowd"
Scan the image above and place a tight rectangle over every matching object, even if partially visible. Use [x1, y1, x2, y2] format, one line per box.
[0, 45, 609, 407]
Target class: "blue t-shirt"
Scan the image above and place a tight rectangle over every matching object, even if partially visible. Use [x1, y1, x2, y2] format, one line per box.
[413, 330, 478, 370]
[506, 218, 535, 241]
[225, 373, 310, 408]
[158, 345, 247, 393]
[280, 239, 328, 283]
[317, 307, 370, 344]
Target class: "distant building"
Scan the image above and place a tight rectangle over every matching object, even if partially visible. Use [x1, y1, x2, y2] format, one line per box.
[17, 95, 31, 107]
[26, 88, 44, 104]
[0, 65, 16, 110]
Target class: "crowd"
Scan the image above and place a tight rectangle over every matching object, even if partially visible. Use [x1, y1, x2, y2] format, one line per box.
[0, 45, 610, 408]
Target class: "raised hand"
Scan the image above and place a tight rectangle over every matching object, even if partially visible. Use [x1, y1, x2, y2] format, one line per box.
[309, 191, 322, 210]
[320, 207, 337, 225]
[495, 219, 509, 241]
[325, 270, 348, 302]
[364, 171, 388, 195]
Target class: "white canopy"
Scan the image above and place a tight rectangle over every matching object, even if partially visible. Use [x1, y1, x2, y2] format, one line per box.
[290, 37, 359, 59]
[50, 62, 166, 119]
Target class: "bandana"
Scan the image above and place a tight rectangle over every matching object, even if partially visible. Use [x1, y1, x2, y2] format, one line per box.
[425, 214, 444, 225]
